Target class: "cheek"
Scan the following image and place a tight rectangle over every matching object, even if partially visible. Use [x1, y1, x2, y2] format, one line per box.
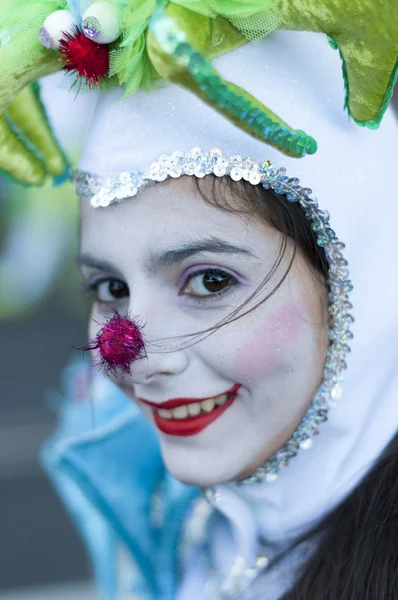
[87, 308, 110, 368]
[88, 318, 96, 341]
[231, 307, 303, 380]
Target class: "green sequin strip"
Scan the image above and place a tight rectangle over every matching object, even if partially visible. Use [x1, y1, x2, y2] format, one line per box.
[149, 10, 317, 158]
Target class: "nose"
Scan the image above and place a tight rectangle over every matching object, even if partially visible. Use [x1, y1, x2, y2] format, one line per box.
[127, 305, 190, 382]
[128, 341, 190, 384]
[126, 293, 191, 384]
[86, 309, 190, 384]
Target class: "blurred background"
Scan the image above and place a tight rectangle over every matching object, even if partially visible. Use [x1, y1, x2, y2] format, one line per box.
[1, 75, 397, 600]
[0, 75, 99, 599]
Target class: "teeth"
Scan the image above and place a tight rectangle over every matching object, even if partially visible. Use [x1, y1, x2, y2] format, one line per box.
[215, 394, 228, 406]
[188, 402, 201, 416]
[158, 408, 173, 419]
[202, 398, 216, 412]
[172, 405, 189, 419]
[156, 391, 234, 420]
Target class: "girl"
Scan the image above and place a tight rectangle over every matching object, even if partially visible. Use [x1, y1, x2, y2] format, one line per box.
[1, 1, 397, 598]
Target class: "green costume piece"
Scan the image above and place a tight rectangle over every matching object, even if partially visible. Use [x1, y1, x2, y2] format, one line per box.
[0, 0, 69, 184]
[0, 48, 68, 185]
[0, 0, 396, 183]
[277, 0, 398, 128]
[147, 7, 317, 158]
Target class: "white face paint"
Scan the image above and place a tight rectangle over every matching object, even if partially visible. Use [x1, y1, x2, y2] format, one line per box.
[80, 177, 329, 487]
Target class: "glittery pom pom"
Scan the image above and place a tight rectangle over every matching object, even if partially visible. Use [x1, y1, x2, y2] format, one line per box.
[59, 27, 110, 88]
[81, 311, 146, 376]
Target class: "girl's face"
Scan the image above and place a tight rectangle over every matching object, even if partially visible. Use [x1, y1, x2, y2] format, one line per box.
[80, 177, 329, 487]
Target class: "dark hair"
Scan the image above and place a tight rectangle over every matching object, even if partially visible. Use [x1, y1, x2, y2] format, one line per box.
[195, 175, 329, 282]
[276, 432, 398, 600]
[150, 175, 329, 350]
[195, 177, 398, 599]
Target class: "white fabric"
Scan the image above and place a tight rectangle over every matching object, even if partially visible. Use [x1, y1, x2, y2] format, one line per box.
[79, 30, 398, 596]
[177, 493, 317, 600]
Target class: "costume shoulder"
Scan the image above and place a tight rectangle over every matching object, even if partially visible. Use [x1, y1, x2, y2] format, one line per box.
[41, 359, 200, 600]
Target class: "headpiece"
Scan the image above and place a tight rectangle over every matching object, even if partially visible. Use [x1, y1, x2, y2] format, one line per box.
[1, 0, 397, 182]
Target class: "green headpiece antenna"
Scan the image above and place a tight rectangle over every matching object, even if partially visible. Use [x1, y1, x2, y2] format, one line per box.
[0, 0, 396, 184]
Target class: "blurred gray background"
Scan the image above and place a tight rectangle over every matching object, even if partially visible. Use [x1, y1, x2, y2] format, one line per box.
[0, 72, 99, 598]
[0, 182, 97, 598]
[0, 308, 88, 592]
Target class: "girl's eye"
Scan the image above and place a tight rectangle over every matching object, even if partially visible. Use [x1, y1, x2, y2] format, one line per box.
[180, 268, 237, 300]
[85, 279, 129, 303]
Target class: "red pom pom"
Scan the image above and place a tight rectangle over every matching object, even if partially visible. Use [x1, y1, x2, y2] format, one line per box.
[59, 27, 110, 88]
[82, 311, 146, 376]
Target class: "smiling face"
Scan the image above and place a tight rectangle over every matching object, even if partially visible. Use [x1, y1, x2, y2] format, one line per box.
[80, 176, 329, 487]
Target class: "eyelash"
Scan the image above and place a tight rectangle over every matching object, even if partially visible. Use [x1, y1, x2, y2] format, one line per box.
[180, 268, 238, 304]
[82, 268, 239, 306]
[81, 279, 127, 305]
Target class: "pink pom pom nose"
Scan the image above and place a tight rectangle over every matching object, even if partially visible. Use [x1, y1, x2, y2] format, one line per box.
[83, 311, 146, 375]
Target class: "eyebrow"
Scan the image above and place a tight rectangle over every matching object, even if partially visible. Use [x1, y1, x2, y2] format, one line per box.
[145, 237, 257, 274]
[78, 254, 124, 276]
[78, 236, 257, 276]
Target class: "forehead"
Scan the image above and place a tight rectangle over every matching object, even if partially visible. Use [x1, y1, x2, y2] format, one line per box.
[80, 177, 279, 257]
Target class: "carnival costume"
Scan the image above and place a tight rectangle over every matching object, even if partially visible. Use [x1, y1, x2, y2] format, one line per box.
[1, 0, 397, 598]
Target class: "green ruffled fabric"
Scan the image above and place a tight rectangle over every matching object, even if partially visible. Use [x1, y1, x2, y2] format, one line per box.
[108, 0, 159, 95]
[109, 0, 279, 95]
[0, 0, 65, 77]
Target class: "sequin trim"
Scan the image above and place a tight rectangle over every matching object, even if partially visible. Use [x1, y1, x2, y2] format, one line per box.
[74, 147, 354, 485]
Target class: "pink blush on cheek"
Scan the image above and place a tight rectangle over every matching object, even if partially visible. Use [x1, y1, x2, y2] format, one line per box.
[233, 308, 302, 379]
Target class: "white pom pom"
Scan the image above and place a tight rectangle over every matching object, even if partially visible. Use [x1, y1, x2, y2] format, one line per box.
[39, 10, 75, 50]
[82, 2, 121, 44]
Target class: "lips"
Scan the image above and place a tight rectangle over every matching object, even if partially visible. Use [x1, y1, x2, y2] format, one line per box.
[138, 383, 241, 437]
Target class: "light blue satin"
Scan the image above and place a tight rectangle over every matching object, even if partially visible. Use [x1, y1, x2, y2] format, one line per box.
[66, 0, 83, 21]
[41, 360, 200, 600]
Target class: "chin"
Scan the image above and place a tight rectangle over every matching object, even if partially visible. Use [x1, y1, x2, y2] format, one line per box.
[166, 467, 235, 488]
[161, 449, 247, 488]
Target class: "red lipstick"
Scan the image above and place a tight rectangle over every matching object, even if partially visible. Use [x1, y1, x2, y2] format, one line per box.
[138, 383, 241, 437]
